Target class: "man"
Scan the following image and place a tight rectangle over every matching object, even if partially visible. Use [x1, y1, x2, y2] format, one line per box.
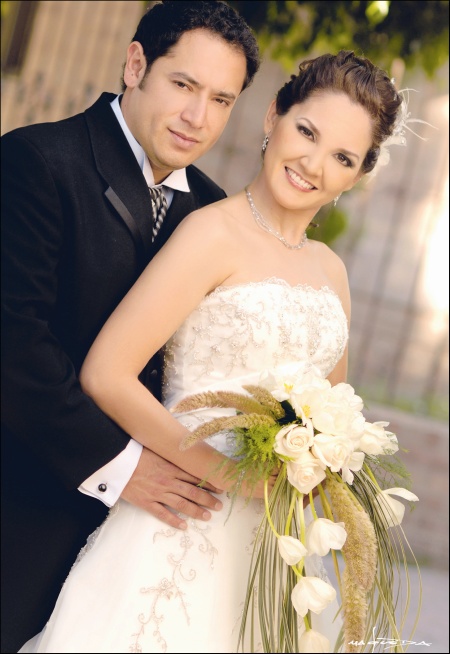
[1, 1, 260, 651]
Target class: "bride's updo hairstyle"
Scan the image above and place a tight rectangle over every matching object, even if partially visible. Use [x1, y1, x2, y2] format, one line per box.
[275, 50, 403, 175]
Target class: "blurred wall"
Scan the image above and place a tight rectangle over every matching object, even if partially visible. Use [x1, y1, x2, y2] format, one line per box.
[1, 0, 144, 132]
[1, 0, 448, 568]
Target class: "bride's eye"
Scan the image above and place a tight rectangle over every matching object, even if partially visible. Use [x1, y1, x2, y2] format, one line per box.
[336, 153, 353, 167]
[297, 125, 314, 140]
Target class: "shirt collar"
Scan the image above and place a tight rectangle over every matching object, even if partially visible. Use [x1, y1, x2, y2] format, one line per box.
[110, 95, 190, 192]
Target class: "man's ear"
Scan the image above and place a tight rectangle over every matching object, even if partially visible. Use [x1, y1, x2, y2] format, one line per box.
[123, 42, 147, 89]
[264, 100, 278, 135]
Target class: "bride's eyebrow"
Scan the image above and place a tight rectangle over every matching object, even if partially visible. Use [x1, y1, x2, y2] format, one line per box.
[169, 71, 237, 102]
[299, 117, 361, 161]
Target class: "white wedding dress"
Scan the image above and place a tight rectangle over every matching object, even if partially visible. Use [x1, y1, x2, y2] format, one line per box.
[19, 279, 348, 653]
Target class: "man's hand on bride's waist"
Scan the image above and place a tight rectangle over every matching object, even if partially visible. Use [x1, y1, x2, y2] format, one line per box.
[121, 448, 223, 531]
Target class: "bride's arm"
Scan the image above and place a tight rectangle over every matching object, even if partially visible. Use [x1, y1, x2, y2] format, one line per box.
[324, 246, 351, 387]
[80, 208, 265, 496]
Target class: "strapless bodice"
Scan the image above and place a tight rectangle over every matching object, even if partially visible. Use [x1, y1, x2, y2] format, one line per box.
[163, 278, 348, 409]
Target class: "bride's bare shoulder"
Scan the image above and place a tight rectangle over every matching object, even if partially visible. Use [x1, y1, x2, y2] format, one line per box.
[308, 239, 350, 313]
[174, 194, 243, 241]
[310, 238, 348, 280]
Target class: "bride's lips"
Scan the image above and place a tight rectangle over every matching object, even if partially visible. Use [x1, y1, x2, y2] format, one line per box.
[285, 166, 316, 192]
[169, 129, 200, 149]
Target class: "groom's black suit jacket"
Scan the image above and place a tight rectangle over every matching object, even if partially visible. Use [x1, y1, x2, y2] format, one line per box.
[1, 92, 226, 653]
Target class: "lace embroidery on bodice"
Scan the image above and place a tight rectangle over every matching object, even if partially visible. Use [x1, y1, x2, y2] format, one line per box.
[163, 278, 348, 407]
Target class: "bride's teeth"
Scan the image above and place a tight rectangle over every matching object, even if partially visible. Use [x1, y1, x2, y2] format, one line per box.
[287, 168, 314, 190]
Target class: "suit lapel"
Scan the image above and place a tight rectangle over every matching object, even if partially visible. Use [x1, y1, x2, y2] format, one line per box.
[84, 94, 206, 264]
[104, 187, 146, 261]
[84, 94, 153, 263]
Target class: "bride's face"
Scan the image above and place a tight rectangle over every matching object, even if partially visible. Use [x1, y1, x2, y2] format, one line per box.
[262, 91, 373, 213]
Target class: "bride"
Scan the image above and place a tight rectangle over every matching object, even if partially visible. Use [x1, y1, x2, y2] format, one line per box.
[19, 51, 405, 653]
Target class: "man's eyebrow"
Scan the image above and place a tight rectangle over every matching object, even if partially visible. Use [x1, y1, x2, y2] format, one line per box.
[170, 72, 237, 101]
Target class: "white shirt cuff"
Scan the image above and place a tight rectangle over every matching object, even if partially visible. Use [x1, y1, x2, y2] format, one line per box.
[78, 439, 143, 507]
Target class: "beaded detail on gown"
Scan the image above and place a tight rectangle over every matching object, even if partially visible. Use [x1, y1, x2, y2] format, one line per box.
[19, 279, 348, 654]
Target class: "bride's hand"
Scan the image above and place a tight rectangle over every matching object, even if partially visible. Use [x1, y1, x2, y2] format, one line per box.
[240, 467, 279, 500]
[241, 473, 321, 504]
[121, 447, 223, 530]
[302, 483, 322, 508]
[266, 468, 279, 495]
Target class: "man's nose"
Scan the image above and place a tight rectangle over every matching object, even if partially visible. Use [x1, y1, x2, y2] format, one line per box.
[181, 97, 208, 129]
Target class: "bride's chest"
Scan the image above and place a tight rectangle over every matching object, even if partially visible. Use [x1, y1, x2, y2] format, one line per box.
[164, 280, 348, 381]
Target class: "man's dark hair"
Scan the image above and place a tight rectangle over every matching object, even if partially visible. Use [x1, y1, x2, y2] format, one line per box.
[121, 1, 260, 92]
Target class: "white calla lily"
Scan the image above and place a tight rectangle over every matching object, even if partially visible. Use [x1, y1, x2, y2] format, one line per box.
[291, 576, 336, 617]
[341, 450, 365, 485]
[298, 629, 330, 653]
[377, 487, 419, 527]
[278, 535, 308, 565]
[305, 518, 347, 556]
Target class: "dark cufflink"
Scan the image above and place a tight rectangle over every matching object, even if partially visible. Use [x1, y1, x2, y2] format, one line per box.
[98, 483, 107, 493]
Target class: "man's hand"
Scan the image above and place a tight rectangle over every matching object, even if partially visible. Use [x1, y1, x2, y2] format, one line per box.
[121, 448, 223, 530]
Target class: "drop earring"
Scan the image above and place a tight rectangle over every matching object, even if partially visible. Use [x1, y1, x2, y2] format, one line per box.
[333, 193, 341, 207]
[261, 134, 270, 155]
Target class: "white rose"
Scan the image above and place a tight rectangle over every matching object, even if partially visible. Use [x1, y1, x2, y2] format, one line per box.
[274, 422, 314, 460]
[278, 535, 308, 565]
[291, 576, 336, 617]
[376, 487, 419, 527]
[287, 452, 326, 495]
[298, 629, 330, 653]
[311, 433, 355, 472]
[359, 421, 399, 456]
[305, 518, 347, 556]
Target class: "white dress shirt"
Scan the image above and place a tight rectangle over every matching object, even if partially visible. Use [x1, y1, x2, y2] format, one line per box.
[79, 95, 190, 506]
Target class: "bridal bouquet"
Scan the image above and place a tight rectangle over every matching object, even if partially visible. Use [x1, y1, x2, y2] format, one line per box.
[172, 364, 420, 653]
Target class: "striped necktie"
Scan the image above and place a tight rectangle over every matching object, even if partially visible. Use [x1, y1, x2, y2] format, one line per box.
[149, 186, 168, 241]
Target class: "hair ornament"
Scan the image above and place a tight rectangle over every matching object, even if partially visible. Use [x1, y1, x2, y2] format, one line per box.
[367, 88, 437, 180]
